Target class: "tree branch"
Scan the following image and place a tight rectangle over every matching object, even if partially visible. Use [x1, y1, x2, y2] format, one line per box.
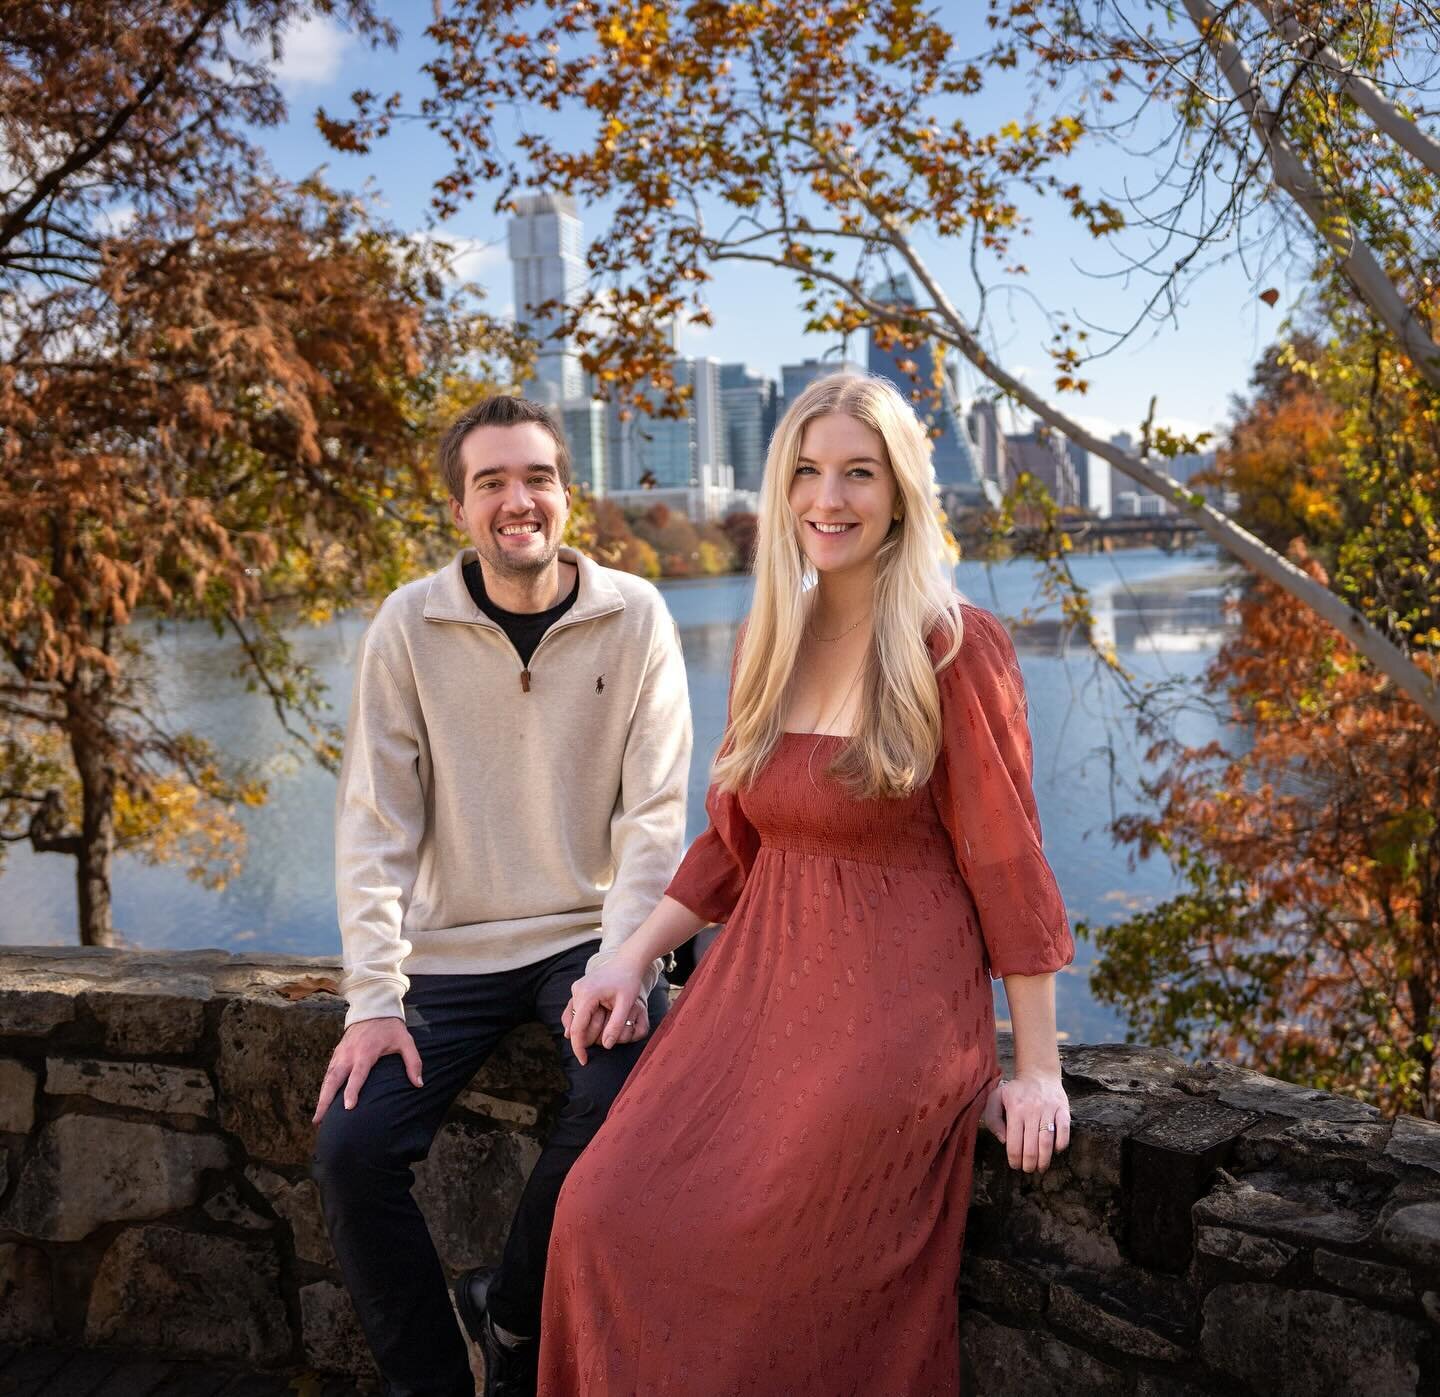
[709, 179, 1440, 724]
[1253, 0, 1440, 181]
[1186, 0, 1440, 391]
[0, 0, 230, 259]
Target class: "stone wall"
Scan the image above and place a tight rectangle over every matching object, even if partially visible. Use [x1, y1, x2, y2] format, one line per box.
[3, 947, 1439, 1394]
[0, 947, 559, 1386]
[963, 1042, 1440, 1395]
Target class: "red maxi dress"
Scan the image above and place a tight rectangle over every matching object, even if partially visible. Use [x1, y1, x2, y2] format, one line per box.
[538, 605, 1074, 1396]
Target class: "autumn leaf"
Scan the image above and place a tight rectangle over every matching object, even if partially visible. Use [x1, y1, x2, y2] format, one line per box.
[1087, 327, 1440, 1116]
[0, 3, 530, 946]
[274, 976, 342, 1001]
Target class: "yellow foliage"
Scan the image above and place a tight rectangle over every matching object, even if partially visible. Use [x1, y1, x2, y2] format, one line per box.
[113, 779, 250, 890]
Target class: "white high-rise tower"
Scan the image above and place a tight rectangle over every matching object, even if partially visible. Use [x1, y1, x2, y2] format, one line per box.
[508, 193, 587, 406]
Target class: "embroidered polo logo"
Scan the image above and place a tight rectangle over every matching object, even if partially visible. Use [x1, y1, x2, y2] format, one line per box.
[596, 675, 605, 694]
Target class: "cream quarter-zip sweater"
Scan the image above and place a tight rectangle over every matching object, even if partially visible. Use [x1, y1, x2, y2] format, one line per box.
[335, 547, 692, 1026]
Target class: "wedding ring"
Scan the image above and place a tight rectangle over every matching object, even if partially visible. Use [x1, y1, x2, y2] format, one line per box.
[1044, 1122, 1057, 1133]
[625, 1018, 635, 1027]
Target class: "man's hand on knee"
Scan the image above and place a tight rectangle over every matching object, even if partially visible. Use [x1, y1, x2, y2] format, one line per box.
[312, 1017, 423, 1124]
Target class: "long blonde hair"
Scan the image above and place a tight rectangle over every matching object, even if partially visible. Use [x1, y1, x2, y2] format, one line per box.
[712, 372, 963, 799]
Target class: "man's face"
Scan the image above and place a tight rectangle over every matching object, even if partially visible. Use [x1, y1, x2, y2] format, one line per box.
[449, 423, 571, 577]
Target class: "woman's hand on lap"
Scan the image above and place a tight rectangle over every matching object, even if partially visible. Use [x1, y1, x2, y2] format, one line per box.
[563, 959, 648, 1066]
[981, 1070, 1070, 1173]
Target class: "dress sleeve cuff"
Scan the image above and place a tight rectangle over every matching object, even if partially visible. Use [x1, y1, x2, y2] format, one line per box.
[663, 828, 744, 925]
[663, 874, 730, 928]
[985, 918, 1075, 980]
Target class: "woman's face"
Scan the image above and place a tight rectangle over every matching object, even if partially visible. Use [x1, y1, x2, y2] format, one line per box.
[788, 412, 901, 578]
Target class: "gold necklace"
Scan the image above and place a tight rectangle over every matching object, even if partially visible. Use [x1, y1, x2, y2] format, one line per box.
[807, 611, 871, 643]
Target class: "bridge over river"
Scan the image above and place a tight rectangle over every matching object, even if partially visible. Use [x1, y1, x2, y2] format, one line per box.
[991, 514, 1208, 553]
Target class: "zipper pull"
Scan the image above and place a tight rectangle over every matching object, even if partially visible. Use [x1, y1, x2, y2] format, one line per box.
[520, 669, 531, 693]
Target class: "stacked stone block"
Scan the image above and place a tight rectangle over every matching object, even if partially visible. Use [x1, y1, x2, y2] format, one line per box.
[2, 948, 1439, 1393]
[0, 947, 559, 1386]
[960, 1044, 1440, 1394]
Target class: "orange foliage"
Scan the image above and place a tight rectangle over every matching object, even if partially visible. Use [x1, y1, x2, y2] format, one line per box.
[1211, 382, 1346, 552]
[1099, 546, 1440, 1113]
[0, 3, 523, 943]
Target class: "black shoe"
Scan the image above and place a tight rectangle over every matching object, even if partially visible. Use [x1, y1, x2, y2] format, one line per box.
[454, 1267, 538, 1397]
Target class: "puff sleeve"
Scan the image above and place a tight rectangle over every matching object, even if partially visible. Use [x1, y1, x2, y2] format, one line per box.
[663, 630, 760, 925]
[663, 779, 760, 926]
[933, 606, 1074, 979]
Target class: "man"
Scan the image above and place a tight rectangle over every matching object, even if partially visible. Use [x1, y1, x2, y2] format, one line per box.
[312, 395, 691, 1397]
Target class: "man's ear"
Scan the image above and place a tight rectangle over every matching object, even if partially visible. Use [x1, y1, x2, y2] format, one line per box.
[448, 494, 465, 532]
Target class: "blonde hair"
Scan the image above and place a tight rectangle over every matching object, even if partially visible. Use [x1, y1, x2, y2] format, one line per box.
[712, 372, 963, 799]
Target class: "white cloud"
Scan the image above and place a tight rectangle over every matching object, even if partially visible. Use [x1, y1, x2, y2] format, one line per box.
[447, 239, 508, 283]
[1067, 411, 1130, 446]
[673, 307, 713, 353]
[1065, 410, 1219, 449]
[271, 15, 354, 88]
[96, 203, 136, 236]
[1155, 414, 1222, 442]
[409, 232, 508, 283]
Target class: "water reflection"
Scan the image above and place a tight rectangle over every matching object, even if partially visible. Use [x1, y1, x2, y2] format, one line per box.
[6, 549, 1238, 1045]
[1012, 577, 1235, 657]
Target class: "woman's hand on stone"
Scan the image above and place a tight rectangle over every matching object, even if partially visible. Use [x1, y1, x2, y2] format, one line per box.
[981, 1070, 1071, 1173]
[563, 960, 647, 1067]
[312, 1016, 423, 1125]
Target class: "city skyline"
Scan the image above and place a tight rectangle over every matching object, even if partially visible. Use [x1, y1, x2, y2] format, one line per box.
[507, 192, 1120, 514]
[253, 8, 1303, 460]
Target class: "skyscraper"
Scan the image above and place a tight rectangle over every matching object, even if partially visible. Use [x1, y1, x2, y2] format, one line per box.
[779, 357, 866, 410]
[719, 363, 778, 492]
[605, 357, 730, 491]
[508, 193, 587, 406]
[603, 399, 632, 492]
[966, 398, 1006, 490]
[1005, 424, 1082, 508]
[865, 274, 984, 500]
[1108, 430, 1176, 517]
[562, 400, 606, 495]
[691, 357, 727, 490]
[1065, 438, 1094, 515]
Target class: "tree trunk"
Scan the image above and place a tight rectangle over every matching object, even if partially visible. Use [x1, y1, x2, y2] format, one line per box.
[67, 692, 117, 948]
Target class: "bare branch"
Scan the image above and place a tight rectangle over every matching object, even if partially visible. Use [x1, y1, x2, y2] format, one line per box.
[706, 162, 1440, 722]
[1254, 0, 1440, 180]
[1186, 0, 1440, 390]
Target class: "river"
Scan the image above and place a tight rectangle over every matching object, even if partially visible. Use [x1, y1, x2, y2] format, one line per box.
[1, 547, 1237, 1045]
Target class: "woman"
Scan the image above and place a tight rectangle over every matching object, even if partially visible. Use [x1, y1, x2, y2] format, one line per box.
[541, 372, 1074, 1395]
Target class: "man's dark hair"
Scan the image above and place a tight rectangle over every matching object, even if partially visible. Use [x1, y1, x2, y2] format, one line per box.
[439, 395, 573, 500]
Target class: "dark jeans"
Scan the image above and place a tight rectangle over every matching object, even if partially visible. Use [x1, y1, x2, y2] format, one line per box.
[312, 941, 668, 1397]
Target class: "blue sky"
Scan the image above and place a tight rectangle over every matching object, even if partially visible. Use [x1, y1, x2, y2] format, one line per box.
[255, 6, 1309, 454]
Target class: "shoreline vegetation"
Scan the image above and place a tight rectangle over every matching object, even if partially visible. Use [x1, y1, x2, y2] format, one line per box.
[573, 494, 1182, 583]
[581, 496, 756, 580]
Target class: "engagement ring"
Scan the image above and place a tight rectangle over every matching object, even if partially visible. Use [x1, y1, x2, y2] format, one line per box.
[1044, 1122, 1056, 1133]
[625, 1018, 635, 1027]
